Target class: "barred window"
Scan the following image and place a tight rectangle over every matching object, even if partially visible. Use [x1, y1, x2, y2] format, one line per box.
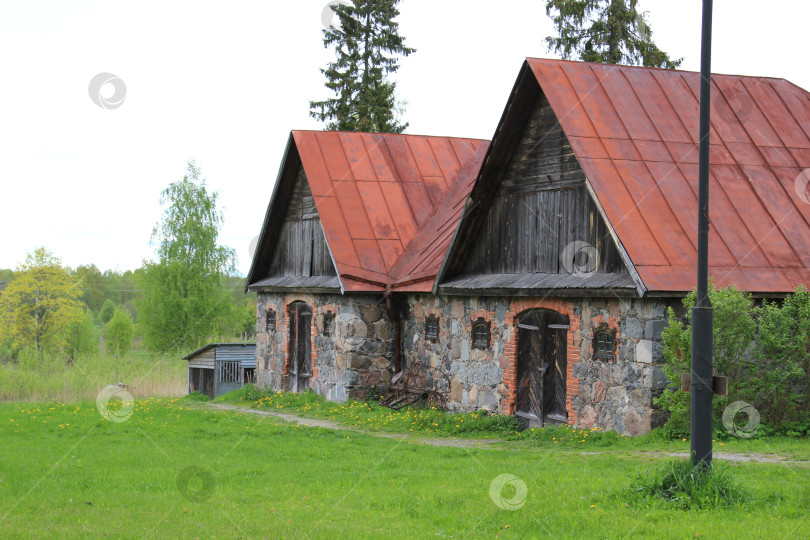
[323, 311, 335, 337]
[425, 314, 439, 342]
[266, 309, 276, 333]
[593, 323, 616, 361]
[472, 317, 491, 350]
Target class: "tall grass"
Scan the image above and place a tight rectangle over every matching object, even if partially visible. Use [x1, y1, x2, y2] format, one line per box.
[0, 350, 187, 402]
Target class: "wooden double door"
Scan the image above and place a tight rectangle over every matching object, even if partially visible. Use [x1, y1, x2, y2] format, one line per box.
[289, 302, 312, 392]
[515, 309, 569, 428]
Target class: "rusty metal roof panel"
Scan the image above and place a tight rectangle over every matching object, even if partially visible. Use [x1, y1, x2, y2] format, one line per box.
[527, 58, 810, 293]
[389, 141, 491, 291]
[291, 131, 489, 292]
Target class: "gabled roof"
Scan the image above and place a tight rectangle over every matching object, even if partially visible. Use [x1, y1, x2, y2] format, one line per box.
[439, 58, 810, 295]
[247, 131, 489, 292]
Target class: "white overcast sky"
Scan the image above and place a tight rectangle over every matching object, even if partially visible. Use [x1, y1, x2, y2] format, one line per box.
[1, 0, 809, 276]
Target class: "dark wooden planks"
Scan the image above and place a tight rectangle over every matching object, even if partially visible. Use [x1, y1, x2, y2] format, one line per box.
[267, 163, 337, 278]
[456, 91, 626, 277]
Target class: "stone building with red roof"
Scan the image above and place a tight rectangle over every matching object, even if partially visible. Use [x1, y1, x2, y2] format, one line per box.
[247, 59, 810, 434]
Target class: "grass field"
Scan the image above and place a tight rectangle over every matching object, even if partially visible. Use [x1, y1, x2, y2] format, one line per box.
[0, 352, 186, 402]
[1, 397, 808, 539]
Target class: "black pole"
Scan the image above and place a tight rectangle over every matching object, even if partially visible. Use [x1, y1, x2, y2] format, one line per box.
[691, 0, 714, 469]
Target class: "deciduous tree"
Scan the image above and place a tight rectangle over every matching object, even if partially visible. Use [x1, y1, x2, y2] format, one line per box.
[105, 306, 134, 356]
[138, 162, 236, 352]
[0, 248, 84, 354]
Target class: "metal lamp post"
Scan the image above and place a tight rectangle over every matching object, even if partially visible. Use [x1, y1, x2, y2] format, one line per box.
[692, 0, 715, 469]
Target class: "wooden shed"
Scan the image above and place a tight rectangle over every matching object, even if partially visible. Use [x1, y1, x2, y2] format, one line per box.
[184, 343, 256, 399]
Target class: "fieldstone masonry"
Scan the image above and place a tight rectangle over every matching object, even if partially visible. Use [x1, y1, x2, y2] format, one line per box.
[255, 293, 394, 402]
[255, 292, 676, 435]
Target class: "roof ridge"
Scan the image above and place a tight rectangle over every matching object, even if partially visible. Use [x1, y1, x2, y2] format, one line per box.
[525, 57, 792, 82]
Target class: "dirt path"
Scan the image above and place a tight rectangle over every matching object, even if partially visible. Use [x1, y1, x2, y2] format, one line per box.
[209, 404, 809, 462]
[209, 403, 500, 448]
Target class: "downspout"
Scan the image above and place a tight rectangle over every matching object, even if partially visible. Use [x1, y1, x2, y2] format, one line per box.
[384, 289, 401, 373]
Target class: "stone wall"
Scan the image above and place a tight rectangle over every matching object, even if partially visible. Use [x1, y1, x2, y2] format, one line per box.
[256, 291, 677, 435]
[255, 292, 394, 402]
[401, 295, 677, 435]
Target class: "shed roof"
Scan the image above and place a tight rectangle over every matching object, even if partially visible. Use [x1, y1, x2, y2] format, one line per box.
[438, 59, 810, 295]
[248, 131, 489, 292]
[183, 342, 256, 361]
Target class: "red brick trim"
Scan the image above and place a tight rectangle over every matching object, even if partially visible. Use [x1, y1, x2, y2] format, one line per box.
[501, 299, 580, 426]
[283, 296, 317, 391]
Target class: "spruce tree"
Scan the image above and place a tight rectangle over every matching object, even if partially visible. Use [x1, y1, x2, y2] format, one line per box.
[310, 0, 415, 133]
[545, 0, 682, 69]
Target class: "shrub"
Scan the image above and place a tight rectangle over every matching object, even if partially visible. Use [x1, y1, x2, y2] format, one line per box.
[66, 309, 99, 358]
[98, 298, 116, 324]
[631, 458, 747, 509]
[656, 284, 755, 438]
[657, 284, 810, 438]
[105, 307, 135, 356]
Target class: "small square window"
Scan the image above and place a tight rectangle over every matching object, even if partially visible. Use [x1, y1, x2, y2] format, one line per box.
[266, 309, 276, 333]
[425, 314, 439, 342]
[593, 323, 616, 362]
[471, 317, 491, 350]
[323, 310, 335, 337]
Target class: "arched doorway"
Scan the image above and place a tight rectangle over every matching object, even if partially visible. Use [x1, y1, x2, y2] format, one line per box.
[288, 302, 312, 392]
[515, 309, 569, 428]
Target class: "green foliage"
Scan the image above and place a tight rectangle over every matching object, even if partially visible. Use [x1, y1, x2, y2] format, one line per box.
[657, 285, 810, 438]
[5, 401, 808, 538]
[105, 307, 134, 356]
[66, 309, 99, 358]
[545, 0, 682, 68]
[631, 459, 747, 509]
[224, 385, 519, 436]
[0, 351, 186, 401]
[310, 0, 415, 133]
[0, 248, 84, 354]
[98, 298, 116, 324]
[182, 391, 211, 402]
[138, 162, 236, 352]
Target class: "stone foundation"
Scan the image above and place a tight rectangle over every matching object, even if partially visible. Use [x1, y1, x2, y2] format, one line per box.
[401, 295, 675, 435]
[255, 293, 394, 402]
[255, 291, 676, 435]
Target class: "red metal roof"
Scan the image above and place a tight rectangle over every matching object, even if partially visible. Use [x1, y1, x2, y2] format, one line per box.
[293, 131, 489, 292]
[527, 58, 810, 293]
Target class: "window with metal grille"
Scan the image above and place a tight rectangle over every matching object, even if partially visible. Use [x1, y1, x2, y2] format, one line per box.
[593, 323, 616, 361]
[266, 309, 276, 333]
[425, 314, 439, 342]
[472, 317, 491, 350]
[220, 361, 240, 383]
[323, 311, 335, 337]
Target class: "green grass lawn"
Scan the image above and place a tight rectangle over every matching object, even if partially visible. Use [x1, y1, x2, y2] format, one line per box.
[1, 398, 809, 539]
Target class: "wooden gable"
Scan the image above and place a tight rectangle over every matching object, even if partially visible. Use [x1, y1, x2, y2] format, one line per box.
[267, 163, 336, 278]
[246, 136, 340, 293]
[437, 65, 638, 296]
